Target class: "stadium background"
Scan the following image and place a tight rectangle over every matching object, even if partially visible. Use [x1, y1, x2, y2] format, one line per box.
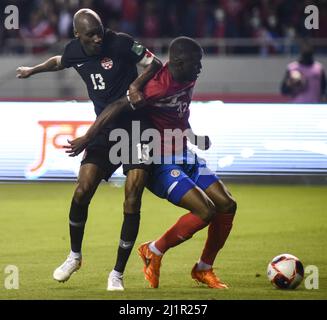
[0, 0, 326, 301]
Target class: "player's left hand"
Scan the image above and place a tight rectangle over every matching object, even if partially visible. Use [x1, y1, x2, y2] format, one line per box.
[63, 136, 90, 157]
[195, 135, 212, 151]
[16, 66, 33, 78]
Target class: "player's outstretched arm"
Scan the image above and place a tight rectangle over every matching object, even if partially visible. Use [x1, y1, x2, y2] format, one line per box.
[16, 56, 64, 79]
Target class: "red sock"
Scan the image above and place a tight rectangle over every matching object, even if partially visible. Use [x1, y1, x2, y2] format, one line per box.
[200, 213, 235, 265]
[155, 212, 208, 253]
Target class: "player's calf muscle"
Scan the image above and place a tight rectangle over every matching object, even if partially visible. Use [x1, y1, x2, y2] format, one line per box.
[124, 185, 145, 212]
[124, 195, 142, 213]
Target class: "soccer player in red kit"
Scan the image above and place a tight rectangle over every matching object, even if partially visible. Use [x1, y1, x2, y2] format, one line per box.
[67, 37, 237, 289]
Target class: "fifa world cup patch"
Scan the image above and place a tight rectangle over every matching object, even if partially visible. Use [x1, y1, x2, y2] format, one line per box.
[170, 169, 181, 177]
[101, 57, 113, 70]
[131, 42, 145, 56]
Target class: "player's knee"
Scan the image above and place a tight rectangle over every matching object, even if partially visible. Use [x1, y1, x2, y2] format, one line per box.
[229, 199, 237, 214]
[218, 198, 237, 215]
[73, 182, 94, 205]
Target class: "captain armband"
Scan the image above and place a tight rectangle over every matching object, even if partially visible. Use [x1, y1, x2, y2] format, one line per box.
[136, 49, 154, 68]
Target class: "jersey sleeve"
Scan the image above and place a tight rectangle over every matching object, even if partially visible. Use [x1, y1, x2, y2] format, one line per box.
[115, 32, 147, 64]
[60, 41, 74, 68]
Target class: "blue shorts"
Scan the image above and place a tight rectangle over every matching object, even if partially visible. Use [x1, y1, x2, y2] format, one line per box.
[147, 150, 219, 205]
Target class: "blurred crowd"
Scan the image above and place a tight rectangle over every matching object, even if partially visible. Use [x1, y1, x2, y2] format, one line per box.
[0, 0, 326, 55]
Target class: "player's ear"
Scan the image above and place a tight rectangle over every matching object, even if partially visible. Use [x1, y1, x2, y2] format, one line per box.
[74, 29, 79, 38]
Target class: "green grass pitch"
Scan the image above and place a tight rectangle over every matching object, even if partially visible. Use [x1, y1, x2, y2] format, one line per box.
[0, 182, 326, 300]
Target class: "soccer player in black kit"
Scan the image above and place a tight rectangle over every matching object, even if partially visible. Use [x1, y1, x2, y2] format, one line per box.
[16, 8, 162, 290]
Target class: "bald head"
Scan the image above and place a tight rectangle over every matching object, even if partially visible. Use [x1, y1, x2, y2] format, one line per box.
[73, 8, 103, 34]
[72, 8, 104, 56]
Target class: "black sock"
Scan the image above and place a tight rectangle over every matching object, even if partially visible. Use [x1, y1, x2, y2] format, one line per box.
[69, 199, 89, 253]
[114, 213, 140, 273]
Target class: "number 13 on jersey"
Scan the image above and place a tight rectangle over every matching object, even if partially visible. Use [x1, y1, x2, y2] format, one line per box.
[136, 143, 150, 163]
[90, 73, 105, 90]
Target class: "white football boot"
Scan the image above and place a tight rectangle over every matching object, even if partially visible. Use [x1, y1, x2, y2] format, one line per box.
[53, 255, 82, 282]
[107, 270, 124, 291]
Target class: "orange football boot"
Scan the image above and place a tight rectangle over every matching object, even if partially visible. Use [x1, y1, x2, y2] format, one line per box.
[191, 263, 228, 289]
[138, 242, 162, 288]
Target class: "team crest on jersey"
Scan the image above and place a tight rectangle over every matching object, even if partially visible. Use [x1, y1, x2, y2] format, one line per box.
[171, 169, 181, 177]
[101, 57, 113, 70]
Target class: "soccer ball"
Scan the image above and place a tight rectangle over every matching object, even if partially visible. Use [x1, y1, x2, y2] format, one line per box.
[267, 254, 304, 289]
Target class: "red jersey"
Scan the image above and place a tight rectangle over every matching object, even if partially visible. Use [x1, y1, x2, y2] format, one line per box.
[143, 63, 195, 155]
[142, 63, 195, 153]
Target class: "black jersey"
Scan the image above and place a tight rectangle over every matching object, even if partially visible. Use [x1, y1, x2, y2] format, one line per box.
[61, 30, 146, 118]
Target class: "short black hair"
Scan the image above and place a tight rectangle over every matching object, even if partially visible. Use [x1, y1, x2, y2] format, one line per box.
[169, 37, 202, 62]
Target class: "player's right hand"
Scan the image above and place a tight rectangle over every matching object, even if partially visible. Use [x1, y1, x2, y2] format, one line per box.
[16, 66, 33, 79]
